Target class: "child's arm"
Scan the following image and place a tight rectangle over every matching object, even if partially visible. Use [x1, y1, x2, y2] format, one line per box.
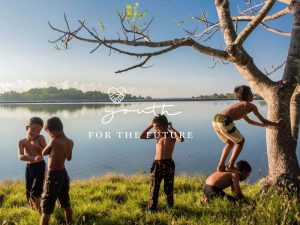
[231, 173, 245, 200]
[67, 140, 74, 161]
[168, 122, 184, 142]
[18, 140, 35, 162]
[31, 135, 47, 154]
[249, 104, 283, 128]
[42, 140, 53, 156]
[243, 115, 265, 127]
[140, 124, 155, 139]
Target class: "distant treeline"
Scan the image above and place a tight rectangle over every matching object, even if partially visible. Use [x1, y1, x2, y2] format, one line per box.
[0, 87, 149, 102]
[192, 93, 262, 100]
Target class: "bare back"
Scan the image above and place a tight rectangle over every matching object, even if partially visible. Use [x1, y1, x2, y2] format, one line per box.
[206, 171, 235, 190]
[154, 133, 176, 160]
[221, 101, 254, 120]
[48, 137, 73, 171]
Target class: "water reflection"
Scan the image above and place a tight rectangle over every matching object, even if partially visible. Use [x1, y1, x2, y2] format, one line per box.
[0, 101, 293, 182]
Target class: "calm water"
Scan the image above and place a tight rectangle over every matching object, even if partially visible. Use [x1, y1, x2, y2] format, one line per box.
[0, 101, 299, 182]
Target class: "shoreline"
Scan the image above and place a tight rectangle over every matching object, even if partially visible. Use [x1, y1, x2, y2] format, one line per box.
[0, 98, 264, 104]
[0, 172, 262, 184]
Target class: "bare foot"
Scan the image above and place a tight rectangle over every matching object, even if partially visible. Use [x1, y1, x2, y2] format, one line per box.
[225, 165, 243, 175]
[217, 164, 225, 172]
[27, 198, 34, 209]
[225, 164, 234, 171]
[31, 197, 41, 213]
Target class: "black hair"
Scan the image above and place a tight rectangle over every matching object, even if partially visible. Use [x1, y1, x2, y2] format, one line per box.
[29, 117, 44, 127]
[152, 114, 168, 127]
[236, 160, 252, 173]
[45, 117, 63, 132]
[234, 85, 252, 101]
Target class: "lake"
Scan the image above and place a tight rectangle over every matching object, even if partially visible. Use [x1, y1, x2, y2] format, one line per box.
[0, 101, 298, 182]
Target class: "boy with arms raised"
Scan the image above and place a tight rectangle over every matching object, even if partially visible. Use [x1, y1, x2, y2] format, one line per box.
[18, 117, 47, 211]
[204, 160, 251, 203]
[140, 114, 184, 212]
[212, 85, 283, 171]
[40, 117, 73, 225]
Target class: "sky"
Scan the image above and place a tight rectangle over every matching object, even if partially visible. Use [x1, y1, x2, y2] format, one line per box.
[0, 0, 291, 98]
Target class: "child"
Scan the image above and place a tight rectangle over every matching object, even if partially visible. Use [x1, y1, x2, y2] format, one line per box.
[18, 117, 46, 211]
[212, 85, 283, 171]
[40, 117, 73, 225]
[140, 114, 184, 212]
[204, 160, 252, 203]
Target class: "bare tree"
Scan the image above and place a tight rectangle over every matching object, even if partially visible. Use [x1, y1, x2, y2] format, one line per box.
[49, 0, 300, 194]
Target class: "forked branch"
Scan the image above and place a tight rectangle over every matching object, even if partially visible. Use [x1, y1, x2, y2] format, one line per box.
[49, 13, 229, 73]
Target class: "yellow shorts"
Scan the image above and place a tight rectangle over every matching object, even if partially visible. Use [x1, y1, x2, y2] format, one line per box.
[212, 114, 244, 144]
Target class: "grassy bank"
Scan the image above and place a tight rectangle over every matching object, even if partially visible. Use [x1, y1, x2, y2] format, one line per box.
[0, 174, 299, 225]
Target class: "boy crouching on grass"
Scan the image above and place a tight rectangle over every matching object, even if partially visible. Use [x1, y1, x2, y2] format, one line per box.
[140, 114, 184, 212]
[18, 117, 47, 211]
[204, 160, 251, 203]
[40, 117, 73, 225]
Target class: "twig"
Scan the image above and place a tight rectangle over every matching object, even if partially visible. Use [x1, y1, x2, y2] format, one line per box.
[115, 56, 151, 73]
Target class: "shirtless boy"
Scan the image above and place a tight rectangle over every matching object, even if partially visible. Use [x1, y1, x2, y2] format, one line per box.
[140, 114, 184, 212]
[212, 85, 283, 171]
[18, 117, 46, 211]
[40, 117, 73, 225]
[204, 160, 251, 203]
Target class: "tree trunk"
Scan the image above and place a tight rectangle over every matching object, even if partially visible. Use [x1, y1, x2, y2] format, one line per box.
[260, 87, 300, 195]
[291, 85, 300, 149]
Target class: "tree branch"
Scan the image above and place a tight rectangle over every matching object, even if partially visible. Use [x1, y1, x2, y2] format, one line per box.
[49, 16, 230, 74]
[282, 0, 300, 85]
[215, 0, 237, 45]
[234, 0, 277, 46]
[191, 7, 289, 39]
[264, 60, 287, 76]
[190, 39, 228, 60]
[261, 23, 291, 36]
[115, 56, 151, 73]
[234, 52, 276, 98]
[277, 0, 291, 5]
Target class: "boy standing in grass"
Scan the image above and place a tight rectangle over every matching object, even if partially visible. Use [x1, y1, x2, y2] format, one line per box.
[204, 160, 251, 203]
[40, 117, 73, 225]
[212, 85, 283, 172]
[18, 117, 47, 211]
[140, 114, 184, 212]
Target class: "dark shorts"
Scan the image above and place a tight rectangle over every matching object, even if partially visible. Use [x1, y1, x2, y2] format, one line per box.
[204, 184, 236, 203]
[41, 169, 70, 214]
[148, 159, 175, 209]
[25, 160, 46, 199]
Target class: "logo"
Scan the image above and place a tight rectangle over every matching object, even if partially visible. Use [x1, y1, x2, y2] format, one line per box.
[108, 87, 126, 104]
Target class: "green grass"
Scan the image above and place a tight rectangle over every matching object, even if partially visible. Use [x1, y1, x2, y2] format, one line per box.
[0, 173, 299, 225]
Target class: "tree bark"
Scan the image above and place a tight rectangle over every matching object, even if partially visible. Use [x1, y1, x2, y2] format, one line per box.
[236, 1, 300, 194]
[261, 87, 300, 195]
[257, 1, 300, 195]
[291, 85, 300, 149]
